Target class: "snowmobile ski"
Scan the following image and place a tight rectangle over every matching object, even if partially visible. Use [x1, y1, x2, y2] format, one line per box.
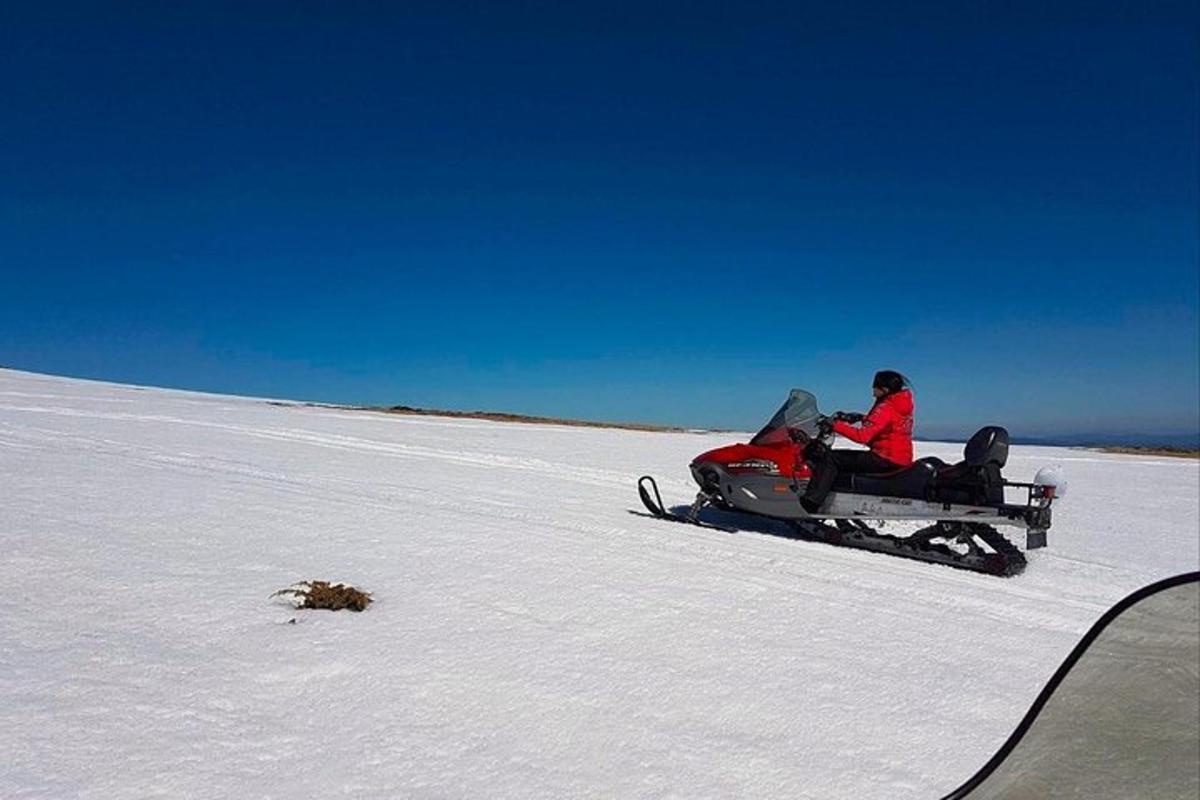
[636, 476, 736, 533]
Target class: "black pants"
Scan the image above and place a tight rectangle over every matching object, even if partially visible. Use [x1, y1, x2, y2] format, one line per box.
[802, 448, 901, 509]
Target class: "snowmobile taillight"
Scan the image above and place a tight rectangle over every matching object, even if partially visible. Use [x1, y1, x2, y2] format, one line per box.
[1033, 466, 1068, 499]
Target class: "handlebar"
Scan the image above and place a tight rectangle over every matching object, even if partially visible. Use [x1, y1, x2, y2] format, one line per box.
[789, 415, 841, 443]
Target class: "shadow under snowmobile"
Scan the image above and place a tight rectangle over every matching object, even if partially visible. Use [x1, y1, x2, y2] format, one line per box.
[671, 504, 802, 538]
[627, 505, 798, 538]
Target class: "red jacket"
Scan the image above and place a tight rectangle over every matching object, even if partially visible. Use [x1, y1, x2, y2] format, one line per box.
[832, 389, 914, 466]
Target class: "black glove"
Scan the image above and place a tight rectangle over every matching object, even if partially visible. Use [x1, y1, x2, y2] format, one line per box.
[787, 427, 809, 443]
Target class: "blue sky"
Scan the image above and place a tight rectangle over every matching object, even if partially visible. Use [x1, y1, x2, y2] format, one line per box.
[2, 1, 1197, 437]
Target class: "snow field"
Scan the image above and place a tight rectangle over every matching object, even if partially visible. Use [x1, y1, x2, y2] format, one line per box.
[1, 369, 1197, 798]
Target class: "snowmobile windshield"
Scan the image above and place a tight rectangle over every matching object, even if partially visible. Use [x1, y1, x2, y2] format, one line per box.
[750, 389, 822, 446]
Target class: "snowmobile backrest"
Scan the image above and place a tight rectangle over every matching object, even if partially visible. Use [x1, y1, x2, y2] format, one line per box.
[964, 426, 1009, 468]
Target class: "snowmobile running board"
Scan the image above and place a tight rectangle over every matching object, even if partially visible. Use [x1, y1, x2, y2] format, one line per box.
[636, 476, 1028, 577]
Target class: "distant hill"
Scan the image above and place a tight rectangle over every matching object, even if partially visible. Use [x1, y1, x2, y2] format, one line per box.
[379, 404, 694, 433]
[918, 425, 1199, 450]
[1008, 432, 1200, 450]
[372, 407, 1199, 448]
[1094, 446, 1199, 459]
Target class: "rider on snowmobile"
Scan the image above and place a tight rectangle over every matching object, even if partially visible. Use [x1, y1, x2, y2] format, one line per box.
[800, 370, 914, 513]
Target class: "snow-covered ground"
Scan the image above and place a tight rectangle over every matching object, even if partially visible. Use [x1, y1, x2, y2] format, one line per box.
[2, 368, 1197, 799]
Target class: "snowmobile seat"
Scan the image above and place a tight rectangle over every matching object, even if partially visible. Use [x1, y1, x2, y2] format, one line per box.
[843, 457, 945, 500]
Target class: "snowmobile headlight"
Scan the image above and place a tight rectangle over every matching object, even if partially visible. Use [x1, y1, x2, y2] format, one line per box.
[726, 459, 781, 475]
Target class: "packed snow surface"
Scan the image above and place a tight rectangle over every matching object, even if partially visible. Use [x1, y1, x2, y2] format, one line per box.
[2, 369, 1197, 798]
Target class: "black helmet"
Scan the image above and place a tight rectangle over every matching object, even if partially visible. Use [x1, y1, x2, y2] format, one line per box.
[873, 370, 908, 395]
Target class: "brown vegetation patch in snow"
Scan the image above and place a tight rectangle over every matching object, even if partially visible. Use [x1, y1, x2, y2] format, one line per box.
[379, 405, 693, 432]
[273, 580, 373, 611]
[1099, 446, 1200, 459]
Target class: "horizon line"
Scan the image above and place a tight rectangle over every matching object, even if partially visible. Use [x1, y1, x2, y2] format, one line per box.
[2, 365, 1198, 448]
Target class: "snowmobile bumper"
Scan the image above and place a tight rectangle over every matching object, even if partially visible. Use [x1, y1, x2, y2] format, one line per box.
[1000, 482, 1054, 550]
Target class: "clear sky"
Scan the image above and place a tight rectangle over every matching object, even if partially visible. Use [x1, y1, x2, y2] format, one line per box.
[2, 1, 1197, 437]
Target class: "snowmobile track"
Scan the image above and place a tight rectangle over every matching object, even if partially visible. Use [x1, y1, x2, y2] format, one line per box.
[788, 518, 1027, 577]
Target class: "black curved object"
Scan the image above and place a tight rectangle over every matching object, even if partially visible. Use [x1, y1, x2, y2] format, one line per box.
[637, 475, 667, 517]
[942, 570, 1200, 799]
[964, 426, 1009, 468]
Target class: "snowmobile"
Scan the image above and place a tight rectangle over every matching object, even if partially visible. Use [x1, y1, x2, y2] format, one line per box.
[636, 389, 1064, 576]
